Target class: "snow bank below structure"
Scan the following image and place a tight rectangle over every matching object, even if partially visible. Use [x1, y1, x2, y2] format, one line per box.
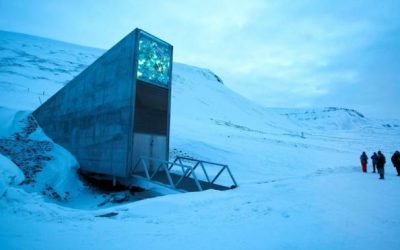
[0, 106, 84, 202]
[0, 154, 24, 196]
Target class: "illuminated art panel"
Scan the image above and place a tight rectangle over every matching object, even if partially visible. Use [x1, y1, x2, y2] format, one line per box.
[137, 32, 172, 87]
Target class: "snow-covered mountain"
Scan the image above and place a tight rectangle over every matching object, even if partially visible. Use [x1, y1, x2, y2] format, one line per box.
[1, 30, 399, 250]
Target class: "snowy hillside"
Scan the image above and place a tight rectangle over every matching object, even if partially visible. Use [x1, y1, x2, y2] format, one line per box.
[0, 30, 102, 110]
[1, 30, 400, 250]
[170, 63, 399, 182]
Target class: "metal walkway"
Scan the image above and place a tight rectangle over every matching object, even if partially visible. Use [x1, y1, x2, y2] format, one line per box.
[131, 156, 237, 192]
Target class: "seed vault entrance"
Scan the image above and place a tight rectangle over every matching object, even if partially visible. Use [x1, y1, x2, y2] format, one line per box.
[133, 80, 170, 168]
[33, 29, 238, 192]
[33, 28, 173, 179]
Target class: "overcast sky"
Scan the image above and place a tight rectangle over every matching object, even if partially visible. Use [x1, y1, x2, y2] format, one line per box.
[0, 0, 399, 119]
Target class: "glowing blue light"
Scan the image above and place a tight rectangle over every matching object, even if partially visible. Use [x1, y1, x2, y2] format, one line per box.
[137, 32, 172, 87]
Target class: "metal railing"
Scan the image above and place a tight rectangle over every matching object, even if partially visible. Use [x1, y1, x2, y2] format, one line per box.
[172, 156, 238, 188]
[131, 156, 237, 192]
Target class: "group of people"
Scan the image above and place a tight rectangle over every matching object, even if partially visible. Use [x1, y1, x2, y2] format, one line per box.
[360, 151, 400, 179]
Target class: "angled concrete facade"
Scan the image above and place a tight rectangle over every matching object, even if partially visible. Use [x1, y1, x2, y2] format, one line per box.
[33, 29, 173, 178]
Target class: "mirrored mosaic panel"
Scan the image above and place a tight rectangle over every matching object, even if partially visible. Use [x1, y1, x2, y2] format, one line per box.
[137, 32, 172, 87]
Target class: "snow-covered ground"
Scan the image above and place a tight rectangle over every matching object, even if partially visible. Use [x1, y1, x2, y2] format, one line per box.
[0, 30, 399, 250]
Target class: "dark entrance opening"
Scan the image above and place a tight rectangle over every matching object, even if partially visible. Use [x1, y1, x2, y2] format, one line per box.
[134, 81, 169, 135]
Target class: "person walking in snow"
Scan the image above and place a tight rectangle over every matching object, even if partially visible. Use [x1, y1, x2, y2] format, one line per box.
[390, 151, 400, 176]
[376, 151, 386, 179]
[360, 152, 368, 173]
[371, 152, 378, 173]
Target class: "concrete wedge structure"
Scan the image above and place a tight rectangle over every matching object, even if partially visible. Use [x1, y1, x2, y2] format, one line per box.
[33, 28, 173, 179]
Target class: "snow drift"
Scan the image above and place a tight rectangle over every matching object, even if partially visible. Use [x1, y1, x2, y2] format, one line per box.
[0, 107, 83, 201]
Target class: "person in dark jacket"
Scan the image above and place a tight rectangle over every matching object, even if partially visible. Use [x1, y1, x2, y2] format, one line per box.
[391, 151, 400, 176]
[371, 152, 378, 173]
[360, 152, 368, 173]
[376, 151, 386, 179]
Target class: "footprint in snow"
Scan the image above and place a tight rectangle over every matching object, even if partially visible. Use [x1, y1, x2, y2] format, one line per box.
[145, 219, 160, 224]
[263, 207, 272, 215]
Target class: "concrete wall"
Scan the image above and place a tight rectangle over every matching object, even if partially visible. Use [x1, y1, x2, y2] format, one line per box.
[34, 30, 138, 177]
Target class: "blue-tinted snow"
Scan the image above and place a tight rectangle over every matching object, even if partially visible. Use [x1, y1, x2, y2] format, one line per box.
[0, 30, 400, 250]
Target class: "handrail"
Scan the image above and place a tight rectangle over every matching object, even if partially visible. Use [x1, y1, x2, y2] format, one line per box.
[132, 156, 203, 191]
[131, 156, 238, 192]
[173, 156, 238, 187]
